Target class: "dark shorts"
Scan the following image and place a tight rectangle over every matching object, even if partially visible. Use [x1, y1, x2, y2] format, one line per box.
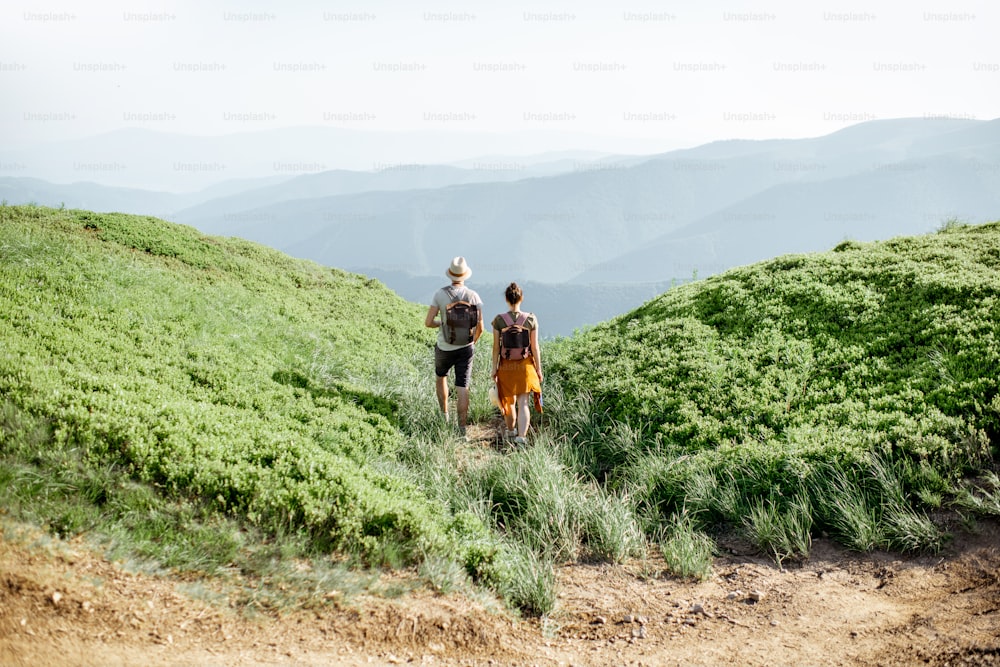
[434, 344, 475, 388]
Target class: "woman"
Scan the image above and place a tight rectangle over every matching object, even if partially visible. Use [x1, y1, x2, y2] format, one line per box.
[491, 282, 542, 444]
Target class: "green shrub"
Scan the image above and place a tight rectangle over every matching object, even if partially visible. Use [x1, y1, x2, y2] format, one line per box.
[0, 206, 456, 567]
[547, 220, 1000, 560]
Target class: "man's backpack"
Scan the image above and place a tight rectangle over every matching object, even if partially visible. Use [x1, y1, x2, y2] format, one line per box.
[443, 286, 479, 345]
[499, 312, 531, 360]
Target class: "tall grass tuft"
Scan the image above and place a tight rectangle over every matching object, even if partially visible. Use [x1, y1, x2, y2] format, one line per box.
[659, 513, 714, 581]
[867, 454, 943, 553]
[954, 472, 1000, 516]
[491, 543, 557, 617]
[742, 494, 812, 564]
[468, 442, 586, 562]
[581, 490, 646, 564]
[809, 459, 884, 551]
[883, 506, 943, 553]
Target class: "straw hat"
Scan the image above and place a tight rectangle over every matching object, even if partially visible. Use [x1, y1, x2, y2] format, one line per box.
[446, 256, 472, 281]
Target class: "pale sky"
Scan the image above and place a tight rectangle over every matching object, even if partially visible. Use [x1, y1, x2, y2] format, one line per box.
[1, 0, 996, 157]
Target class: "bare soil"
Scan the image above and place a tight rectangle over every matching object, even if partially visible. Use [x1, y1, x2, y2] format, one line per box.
[3, 510, 999, 667]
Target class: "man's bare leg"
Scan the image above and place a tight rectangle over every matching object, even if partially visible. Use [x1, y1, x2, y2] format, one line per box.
[456, 386, 470, 430]
[436, 375, 449, 420]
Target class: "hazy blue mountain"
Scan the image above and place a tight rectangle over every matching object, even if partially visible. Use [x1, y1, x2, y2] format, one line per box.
[659, 117, 983, 163]
[0, 175, 291, 218]
[170, 160, 608, 234]
[0, 157, 614, 225]
[0, 177, 184, 217]
[448, 149, 621, 173]
[183, 175, 294, 202]
[0, 126, 673, 191]
[199, 118, 998, 285]
[8, 117, 994, 335]
[199, 150, 798, 284]
[571, 151, 1000, 283]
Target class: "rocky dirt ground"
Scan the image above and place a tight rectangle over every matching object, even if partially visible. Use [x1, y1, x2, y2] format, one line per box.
[2, 510, 999, 667]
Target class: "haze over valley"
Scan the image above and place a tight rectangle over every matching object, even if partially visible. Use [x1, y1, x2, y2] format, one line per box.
[3, 118, 997, 334]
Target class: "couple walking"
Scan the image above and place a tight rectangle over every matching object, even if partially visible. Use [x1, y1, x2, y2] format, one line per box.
[424, 257, 542, 444]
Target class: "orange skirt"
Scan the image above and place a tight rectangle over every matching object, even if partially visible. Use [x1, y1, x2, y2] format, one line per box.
[495, 358, 542, 417]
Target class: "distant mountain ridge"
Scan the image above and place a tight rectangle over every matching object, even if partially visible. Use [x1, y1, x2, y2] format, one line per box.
[0, 174, 292, 219]
[3, 117, 997, 335]
[169, 160, 593, 233]
[174, 117, 999, 286]
[0, 126, 667, 191]
[573, 128, 1000, 283]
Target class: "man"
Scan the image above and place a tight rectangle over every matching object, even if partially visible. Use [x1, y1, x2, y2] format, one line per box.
[425, 256, 484, 436]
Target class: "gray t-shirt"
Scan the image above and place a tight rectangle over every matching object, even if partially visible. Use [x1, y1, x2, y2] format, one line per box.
[432, 283, 483, 351]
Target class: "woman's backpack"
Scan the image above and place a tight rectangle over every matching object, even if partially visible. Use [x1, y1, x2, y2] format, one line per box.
[499, 312, 531, 360]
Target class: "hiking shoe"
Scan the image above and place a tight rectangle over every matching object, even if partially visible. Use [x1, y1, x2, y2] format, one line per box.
[504, 429, 517, 440]
[513, 436, 527, 446]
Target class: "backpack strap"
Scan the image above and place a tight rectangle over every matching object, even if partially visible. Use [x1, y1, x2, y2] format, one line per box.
[500, 311, 514, 328]
[443, 285, 458, 344]
[517, 313, 531, 356]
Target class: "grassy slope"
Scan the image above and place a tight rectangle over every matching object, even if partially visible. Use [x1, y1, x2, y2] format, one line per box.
[0, 205, 478, 562]
[548, 222, 1000, 555]
[5, 204, 1000, 614]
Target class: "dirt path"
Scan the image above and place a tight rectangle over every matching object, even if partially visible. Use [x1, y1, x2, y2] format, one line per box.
[3, 517, 999, 666]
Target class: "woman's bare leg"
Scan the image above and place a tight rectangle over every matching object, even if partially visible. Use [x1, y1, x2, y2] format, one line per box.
[516, 393, 531, 437]
[503, 403, 516, 431]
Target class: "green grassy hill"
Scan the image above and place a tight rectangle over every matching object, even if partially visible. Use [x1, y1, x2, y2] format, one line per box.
[0, 205, 489, 572]
[3, 204, 1000, 617]
[548, 220, 1000, 562]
